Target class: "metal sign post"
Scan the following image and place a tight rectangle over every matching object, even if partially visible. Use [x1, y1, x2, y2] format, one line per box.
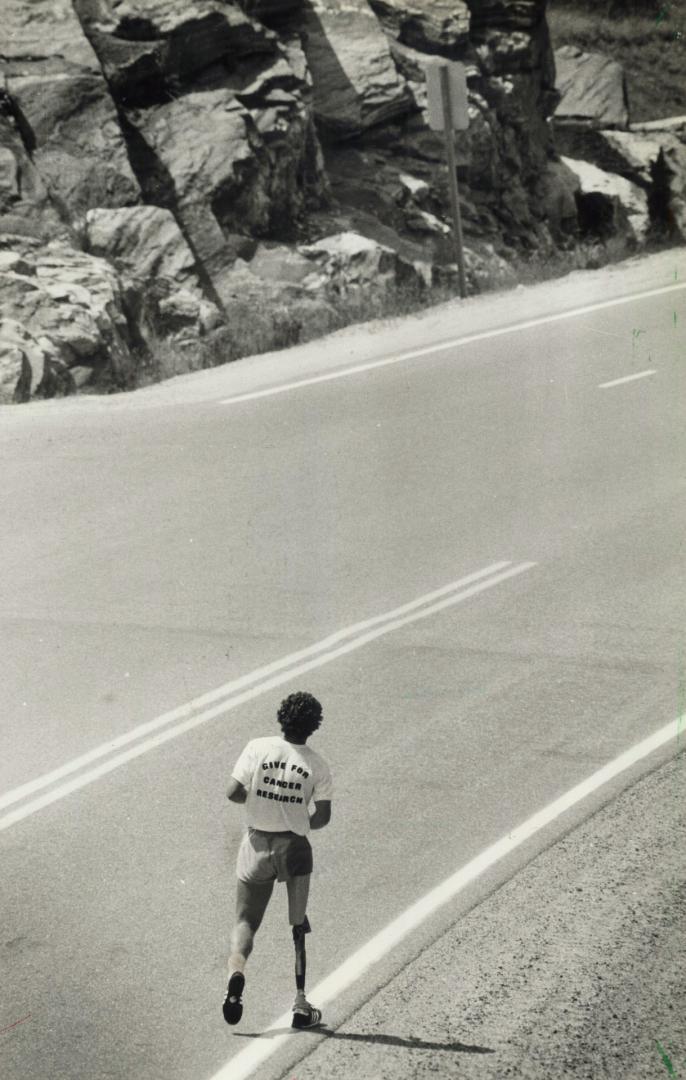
[426, 60, 469, 299]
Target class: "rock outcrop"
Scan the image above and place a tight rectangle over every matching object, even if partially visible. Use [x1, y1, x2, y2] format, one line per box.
[4, 0, 668, 403]
[0, 229, 223, 395]
[74, 0, 329, 308]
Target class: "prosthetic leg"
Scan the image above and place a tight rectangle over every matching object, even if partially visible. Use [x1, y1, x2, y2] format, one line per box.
[291, 916, 322, 1028]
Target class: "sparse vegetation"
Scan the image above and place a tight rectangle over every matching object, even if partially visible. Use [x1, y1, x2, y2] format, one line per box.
[116, 242, 640, 391]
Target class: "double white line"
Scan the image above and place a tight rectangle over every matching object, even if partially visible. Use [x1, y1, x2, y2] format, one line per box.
[0, 560, 535, 833]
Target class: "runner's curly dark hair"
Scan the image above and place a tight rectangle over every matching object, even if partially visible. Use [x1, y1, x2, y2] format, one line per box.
[277, 691, 323, 740]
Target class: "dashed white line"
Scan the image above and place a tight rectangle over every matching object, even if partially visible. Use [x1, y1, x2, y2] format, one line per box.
[218, 282, 685, 406]
[598, 369, 657, 389]
[0, 561, 534, 832]
[209, 713, 683, 1080]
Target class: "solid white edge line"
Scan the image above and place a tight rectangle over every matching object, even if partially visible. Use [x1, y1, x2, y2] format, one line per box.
[210, 713, 684, 1080]
[0, 563, 534, 832]
[0, 563, 510, 814]
[598, 369, 657, 389]
[218, 282, 686, 406]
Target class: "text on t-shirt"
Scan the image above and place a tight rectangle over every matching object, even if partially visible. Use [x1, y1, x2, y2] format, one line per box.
[256, 759, 310, 804]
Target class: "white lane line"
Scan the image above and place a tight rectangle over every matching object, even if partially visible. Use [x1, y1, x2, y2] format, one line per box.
[598, 369, 657, 389]
[218, 282, 686, 406]
[210, 713, 683, 1080]
[0, 562, 534, 832]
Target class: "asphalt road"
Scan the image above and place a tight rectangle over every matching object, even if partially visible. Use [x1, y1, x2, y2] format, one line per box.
[1, 251, 685, 1080]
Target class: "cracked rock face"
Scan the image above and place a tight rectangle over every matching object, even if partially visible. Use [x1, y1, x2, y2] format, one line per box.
[295, 0, 416, 138]
[77, 0, 328, 308]
[0, 240, 135, 398]
[73, 0, 277, 106]
[84, 206, 201, 285]
[0, 222, 222, 401]
[0, 106, 66, 243]
[1, 0, 140, 221]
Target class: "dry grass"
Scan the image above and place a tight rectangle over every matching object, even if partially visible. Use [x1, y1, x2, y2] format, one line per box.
[94, 231, 678, 395]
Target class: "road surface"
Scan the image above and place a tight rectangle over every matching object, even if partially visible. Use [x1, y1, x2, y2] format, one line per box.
[1, 250, 685, 1080]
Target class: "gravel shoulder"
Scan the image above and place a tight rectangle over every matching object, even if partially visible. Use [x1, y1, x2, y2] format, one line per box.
[284, 750, 686, 1080]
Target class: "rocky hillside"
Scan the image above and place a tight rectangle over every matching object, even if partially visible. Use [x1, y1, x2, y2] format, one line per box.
[0, 0, 681, 401]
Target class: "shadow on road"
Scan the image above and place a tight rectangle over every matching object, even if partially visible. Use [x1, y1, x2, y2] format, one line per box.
[234, 1028, 495, 1054]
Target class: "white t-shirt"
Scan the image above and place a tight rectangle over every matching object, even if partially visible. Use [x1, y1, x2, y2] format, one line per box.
[231, 735, 333, 836]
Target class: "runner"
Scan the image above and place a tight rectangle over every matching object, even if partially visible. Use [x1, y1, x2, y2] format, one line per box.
[223, 691, 333, 1029]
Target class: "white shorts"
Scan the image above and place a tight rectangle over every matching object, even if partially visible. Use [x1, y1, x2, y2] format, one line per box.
[236, 828, 313, 884]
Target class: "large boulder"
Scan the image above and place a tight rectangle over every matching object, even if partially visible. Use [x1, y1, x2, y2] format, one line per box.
[553, 122, 686, 242]
[1, 1, 140, 225]
[0, 242, 135, 377]
[298, 230, 427, 295]
[294, 0, 415, 138]
[554, 46, 629, 130]
[238, 231, 427, 302]
[562, 156, 649, 244]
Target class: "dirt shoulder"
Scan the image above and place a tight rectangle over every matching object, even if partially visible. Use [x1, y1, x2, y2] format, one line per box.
[284, 750, 686, 1080]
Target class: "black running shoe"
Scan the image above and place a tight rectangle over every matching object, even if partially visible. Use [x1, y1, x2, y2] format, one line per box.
[222, 972, 245, 1025]
[291, 1002, 323, 1029]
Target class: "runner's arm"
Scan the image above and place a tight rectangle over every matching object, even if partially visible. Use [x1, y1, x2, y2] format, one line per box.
[226, 777, 248, 803]
[309, 800, 331, 829]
